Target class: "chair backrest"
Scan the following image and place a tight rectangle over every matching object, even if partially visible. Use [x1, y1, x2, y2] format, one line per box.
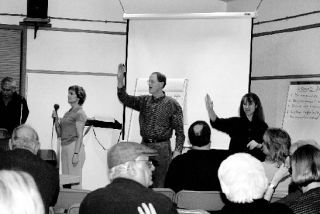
[153, 188, 175, 201]
[175, 190, 225, 211]
[54, 188, 90, 213]
[271, 190, 287, 202]
[177, 209, 210, 214]
[0, 128, 10, 152]
[37, 149, 58, 168]
[68, 203, 81, 214]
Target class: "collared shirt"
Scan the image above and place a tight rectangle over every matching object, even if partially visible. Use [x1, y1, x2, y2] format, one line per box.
[117, 87, 185, 153]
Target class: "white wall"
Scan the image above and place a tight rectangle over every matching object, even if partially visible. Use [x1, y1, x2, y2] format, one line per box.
[125, 15, 253, 149]
[0, 0, 127, 190]
[228, 0, 320, 129]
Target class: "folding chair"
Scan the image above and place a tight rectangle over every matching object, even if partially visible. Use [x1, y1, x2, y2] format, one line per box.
[175, 190, 225, 211]
[153, 188, 175, 201]
[54, 188, 90, 214]
[271, 190, 287, 202]
[37, 149, 58, 168]
[0, 128, 10, 152]
[68, 203, 81, 214]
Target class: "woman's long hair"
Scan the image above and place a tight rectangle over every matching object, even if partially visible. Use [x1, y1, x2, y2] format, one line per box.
[239, 92, 265, 122]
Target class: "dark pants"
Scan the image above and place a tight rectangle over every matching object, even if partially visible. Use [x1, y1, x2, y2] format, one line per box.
[142, 140, 172, 188]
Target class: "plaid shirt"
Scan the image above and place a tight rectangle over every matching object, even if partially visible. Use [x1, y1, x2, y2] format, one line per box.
[118, 87, 185, 153]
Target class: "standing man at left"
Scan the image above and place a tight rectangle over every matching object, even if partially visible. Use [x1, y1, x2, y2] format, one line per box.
[0, 77, 29, 135]
[117, 64, 185, 187]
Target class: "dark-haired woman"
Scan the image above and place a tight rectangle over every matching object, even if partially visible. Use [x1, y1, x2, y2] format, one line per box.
[205, 92, 268, 161]
[53, 85, 87, 188]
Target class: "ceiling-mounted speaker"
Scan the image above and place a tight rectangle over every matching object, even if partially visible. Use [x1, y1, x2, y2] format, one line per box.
[27, 0, 48, 19]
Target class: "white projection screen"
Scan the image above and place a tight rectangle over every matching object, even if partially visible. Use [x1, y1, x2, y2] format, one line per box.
[124, 13, 253, 149]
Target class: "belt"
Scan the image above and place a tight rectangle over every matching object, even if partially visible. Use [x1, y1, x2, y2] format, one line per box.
[142, 138, 169, 144]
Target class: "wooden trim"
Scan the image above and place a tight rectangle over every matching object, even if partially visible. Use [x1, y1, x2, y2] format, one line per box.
[253, 23, 320, 37]
[22, 26, 126, 35]
[20, 28, 27, 96]
[290, 81, 320, 85]
[27, 70, 117, 77]
[251, 74, 320, 81]
[0, 24, 24, 30]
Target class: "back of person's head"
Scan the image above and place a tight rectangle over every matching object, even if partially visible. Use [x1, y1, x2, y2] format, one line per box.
[188, 120, 211, 147]
[263, 128, 291, 165]
[290, 139, 319, 155]
[0, 170, 44, 214]
[239, 92, 265, 121]
[107, 141, 157, 186]
[10, 124, 40, 155]
[291, 144, 320, 186]
[218, 153, 268, 203]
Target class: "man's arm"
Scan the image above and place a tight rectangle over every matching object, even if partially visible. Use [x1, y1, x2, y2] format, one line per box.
[117, 63, 142, 111]
[172, 103, 185, 158]
[21, 97, 29, 124]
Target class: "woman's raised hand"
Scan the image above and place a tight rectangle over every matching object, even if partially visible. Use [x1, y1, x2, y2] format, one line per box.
[205, 94, 217, 122]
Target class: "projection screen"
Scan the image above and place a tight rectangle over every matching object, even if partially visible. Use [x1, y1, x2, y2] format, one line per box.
[124, 13, 254, 149]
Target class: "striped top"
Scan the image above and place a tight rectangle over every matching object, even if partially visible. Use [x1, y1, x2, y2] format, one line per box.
[287, 187, 320, 214]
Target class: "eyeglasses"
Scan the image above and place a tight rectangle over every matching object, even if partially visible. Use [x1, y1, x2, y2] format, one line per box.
[135, 160, 154, 169]
[1, 87, 12, 92]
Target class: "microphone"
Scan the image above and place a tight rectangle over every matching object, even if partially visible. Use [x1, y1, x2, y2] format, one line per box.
[53, 104, 59, 123]
[54, 104, 59, 112]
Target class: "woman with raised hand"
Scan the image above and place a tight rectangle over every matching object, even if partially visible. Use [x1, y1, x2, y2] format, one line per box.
[205, 92, 268, 161]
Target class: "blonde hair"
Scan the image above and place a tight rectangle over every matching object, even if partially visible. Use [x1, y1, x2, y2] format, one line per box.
[218, 153, 268, 203]
[291, 144, 320, 186]
[0, 170, 44, 214]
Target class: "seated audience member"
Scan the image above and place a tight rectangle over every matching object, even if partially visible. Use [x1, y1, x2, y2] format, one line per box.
[263, 139, 319, 202]
[0, 170, 44, 214]
[261, 128, 292, 196]
[218, 153, 292, 214]
[270, 144, 320, 214]
[165, 120, 230, 192]
[0, 125, 59, 214]
[79, 141, 178, 214]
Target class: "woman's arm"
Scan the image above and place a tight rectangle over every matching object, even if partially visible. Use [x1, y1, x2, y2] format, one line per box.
[52, 110, 61, 137]
[264, 163, 290, 201]
[72, 120, 85, 165]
